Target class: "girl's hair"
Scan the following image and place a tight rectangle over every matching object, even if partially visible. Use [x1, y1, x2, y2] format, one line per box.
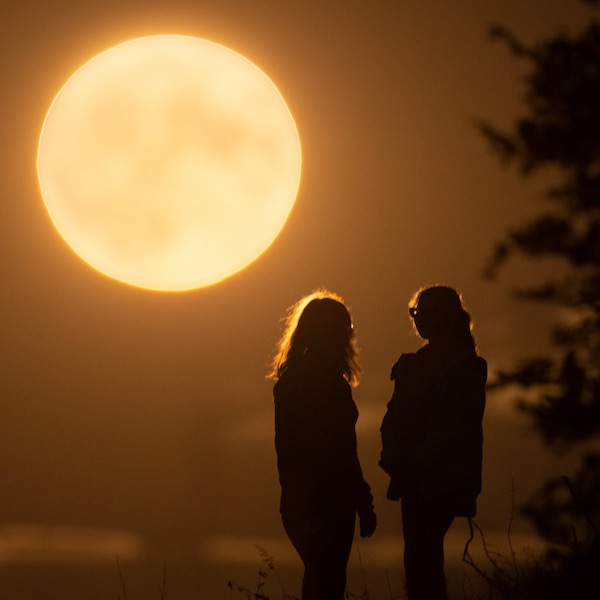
[409, 285, 478, 353]
[268, 289, 361, 386]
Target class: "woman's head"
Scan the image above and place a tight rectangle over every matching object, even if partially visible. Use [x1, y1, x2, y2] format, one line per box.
[408, 285, 476, 351]
[269, 289, 361, 385]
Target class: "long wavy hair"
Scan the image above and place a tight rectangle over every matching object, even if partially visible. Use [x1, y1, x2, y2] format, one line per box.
[409, 285, 478, 354]
[268, 289, 361, 386]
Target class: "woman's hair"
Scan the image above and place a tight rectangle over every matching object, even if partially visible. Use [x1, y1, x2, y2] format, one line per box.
[268, 289, 361, 386]
[409, 285, 478, 353]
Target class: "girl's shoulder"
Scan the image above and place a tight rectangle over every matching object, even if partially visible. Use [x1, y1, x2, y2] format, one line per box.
[274, 359, 349, 394]
[390, 352, 418, 381]
[446, 354, 488, 386]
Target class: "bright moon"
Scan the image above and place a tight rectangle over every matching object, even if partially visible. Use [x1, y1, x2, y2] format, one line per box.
[37, 35, 301, 291]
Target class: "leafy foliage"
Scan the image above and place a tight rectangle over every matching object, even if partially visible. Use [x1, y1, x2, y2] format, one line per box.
[477, 4, 600, 544]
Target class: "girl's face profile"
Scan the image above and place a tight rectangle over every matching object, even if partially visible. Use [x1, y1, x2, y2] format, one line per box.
[410, 292, 453, 341]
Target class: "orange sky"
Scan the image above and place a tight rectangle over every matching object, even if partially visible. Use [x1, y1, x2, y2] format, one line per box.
[0, 1, 594, 598]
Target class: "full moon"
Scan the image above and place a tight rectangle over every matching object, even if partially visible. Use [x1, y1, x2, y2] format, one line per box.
[37, 35, 301, 291]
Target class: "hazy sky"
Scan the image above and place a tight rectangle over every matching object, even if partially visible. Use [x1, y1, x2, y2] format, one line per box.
[1, 1, 595, 598]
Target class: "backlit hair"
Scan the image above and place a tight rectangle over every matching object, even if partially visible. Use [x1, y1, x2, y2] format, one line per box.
[268, 289, 361, 386]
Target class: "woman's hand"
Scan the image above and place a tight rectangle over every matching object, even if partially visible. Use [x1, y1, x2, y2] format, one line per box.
[359, 506, 377, 538]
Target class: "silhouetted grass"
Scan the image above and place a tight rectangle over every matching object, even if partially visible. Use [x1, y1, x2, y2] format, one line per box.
[462, 533, 599, 599]
[114, 489, 598, 600]
[461, 518, 552, 599]
[227, 514, 598, 600]
[228, 543, 402, 600]
[113, 533, 597, 600]
[116, 557, 167, 600]
[459, 479, 600, 600]
[226, 535, 598, 600]
[227, 545, 299, 600]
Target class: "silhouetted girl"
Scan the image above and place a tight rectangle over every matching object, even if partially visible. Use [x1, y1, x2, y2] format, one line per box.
[270, 290, 377, 600]
[380, 286, 487, 600]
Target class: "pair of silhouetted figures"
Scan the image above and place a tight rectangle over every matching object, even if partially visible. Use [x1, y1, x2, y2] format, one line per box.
[270, 286, 487, 600]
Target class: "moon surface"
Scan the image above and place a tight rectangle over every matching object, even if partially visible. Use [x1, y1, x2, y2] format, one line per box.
[37, 35, 301, 291]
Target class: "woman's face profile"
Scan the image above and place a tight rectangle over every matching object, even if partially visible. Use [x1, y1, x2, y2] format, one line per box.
[410, 291, 453, 341]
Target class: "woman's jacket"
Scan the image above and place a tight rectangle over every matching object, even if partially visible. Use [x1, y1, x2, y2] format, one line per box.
[380, 343, 487, 517]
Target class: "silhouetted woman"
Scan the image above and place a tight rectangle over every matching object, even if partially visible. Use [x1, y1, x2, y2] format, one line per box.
[270, 290, 377, 600]
[380, 286, 487, 600]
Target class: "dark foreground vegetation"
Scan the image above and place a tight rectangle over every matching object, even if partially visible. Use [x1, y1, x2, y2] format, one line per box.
[226, 516, 599, 600]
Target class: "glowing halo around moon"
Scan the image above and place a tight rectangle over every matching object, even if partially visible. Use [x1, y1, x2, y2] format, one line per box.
[37, 35, 301, 291]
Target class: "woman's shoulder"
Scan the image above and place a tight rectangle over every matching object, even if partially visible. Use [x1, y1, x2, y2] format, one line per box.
[390, 353, 418, 380]
[449, 354, 487, 385]
[274, 359, 350, 394]
[461, 354, 487, 371]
